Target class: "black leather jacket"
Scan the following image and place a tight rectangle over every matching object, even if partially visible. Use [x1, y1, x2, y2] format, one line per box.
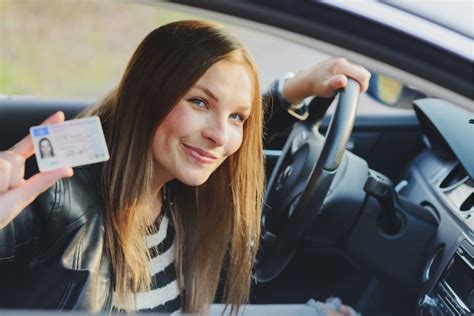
[0, 84, 310, 311]
[0, 165, 113, 311]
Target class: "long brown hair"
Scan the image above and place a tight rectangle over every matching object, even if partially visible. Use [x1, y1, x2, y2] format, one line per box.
[80, 20, 264, 313]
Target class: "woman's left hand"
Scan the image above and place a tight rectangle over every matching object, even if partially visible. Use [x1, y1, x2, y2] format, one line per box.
[282, 57, 371, 105]
[306, 297, 360, 316]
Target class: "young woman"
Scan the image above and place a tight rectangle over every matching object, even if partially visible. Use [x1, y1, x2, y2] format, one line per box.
[0, 20, 369, 315]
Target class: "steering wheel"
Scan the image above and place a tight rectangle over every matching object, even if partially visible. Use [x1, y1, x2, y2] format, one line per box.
[255, 78, 361, 282]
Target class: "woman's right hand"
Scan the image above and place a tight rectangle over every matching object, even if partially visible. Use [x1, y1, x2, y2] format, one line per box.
[0, 112, 74, 229]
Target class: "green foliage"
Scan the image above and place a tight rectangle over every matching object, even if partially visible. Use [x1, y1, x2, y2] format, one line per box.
[0, 0, 202, 98]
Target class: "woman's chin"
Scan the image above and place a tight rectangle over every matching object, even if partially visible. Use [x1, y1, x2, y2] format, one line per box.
[178, 173, 211, 187]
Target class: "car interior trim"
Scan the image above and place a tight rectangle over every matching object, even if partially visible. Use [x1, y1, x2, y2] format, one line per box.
[155, 1, 473, 111]
[323, 0, 472, 61]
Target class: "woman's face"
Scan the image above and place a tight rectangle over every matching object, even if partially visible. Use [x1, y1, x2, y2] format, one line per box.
[40, 140, 53, 157]
[152, 60, 253, 186]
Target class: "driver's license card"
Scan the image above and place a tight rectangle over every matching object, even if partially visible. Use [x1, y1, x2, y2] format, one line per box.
[30, 116, 110, 172]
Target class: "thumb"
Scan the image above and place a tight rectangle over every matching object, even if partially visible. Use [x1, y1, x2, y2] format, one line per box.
[328, 75, 347, 91]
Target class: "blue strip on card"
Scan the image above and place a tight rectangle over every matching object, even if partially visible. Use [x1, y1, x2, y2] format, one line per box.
[32, 127, 49, 137]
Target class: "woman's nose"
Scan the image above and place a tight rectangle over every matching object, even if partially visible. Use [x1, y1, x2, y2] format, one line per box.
[202, 118, 228, 147]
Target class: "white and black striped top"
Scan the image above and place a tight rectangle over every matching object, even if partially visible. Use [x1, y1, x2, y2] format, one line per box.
[112, 206, 181, 314]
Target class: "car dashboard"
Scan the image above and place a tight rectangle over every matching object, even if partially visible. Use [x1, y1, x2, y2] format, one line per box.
[397, 99, 473, 315]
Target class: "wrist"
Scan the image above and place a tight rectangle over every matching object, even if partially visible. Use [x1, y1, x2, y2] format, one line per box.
[276, 72, 310, 120]
[282, 70, 314, 104]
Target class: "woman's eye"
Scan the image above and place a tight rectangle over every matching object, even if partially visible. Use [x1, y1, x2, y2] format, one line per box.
[230, 113, 246, 123]
[189, 98, 207, 109]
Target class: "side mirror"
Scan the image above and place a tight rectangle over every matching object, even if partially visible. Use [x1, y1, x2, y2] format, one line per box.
[367, 74, 426, 109]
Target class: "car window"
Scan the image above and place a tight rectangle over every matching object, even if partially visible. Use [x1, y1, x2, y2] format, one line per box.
[1, 0, 405, 114]
[0, 1, 201, 98]
[0, 0, 323, 98]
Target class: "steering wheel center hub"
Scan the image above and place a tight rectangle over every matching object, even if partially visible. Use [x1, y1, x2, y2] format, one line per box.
[276, 164, 294, 191]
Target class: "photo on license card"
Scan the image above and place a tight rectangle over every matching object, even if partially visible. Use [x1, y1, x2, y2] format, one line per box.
[30, 116, 110, 172]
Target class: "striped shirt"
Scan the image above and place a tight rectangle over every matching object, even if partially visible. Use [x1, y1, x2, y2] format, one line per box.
[112, 206, 181, 314]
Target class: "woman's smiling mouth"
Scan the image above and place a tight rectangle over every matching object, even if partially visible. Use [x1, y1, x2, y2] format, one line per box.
[182, 143, 218, 164]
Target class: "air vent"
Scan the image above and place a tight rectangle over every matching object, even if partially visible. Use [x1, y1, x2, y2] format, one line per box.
[460, 193, 473, 212]
[440, 164, 469, 189]
[457, 247, 474, 269]
[443, 167, 473, 225]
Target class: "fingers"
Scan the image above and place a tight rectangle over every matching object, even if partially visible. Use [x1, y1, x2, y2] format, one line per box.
[0, 167, 73, 229]
[9, 167, 73, 212]
[353, 65, 371, 92]
[340, 305, 353, 316]
[10, 111, 65, 159]
[0, 111, 65, 193]
[17, 167, 73, 204]
[332, 58, 371, 93]
[0, 112, 70, 229]
[328, 75, 348, 91]
[0, 158, 12, 192]
[0, 151, 25, 191]
[325, 304, 354, 316]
